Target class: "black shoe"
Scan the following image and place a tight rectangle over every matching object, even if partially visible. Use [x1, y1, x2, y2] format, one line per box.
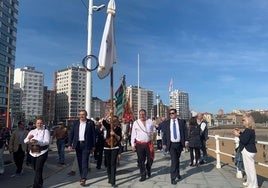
[177, 175, 181, 180]
[171, 179, 177, 185]
[96, 166, 101, 169]
[67, 171, 75, 176]
[189, 163, 194, 166]
[111, 184, 118, 187]
[139, 177, 146, 182]
[147, 170, 151, 178]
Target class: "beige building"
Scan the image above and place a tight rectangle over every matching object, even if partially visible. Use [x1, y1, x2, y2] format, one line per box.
[55, 65, 86, 121]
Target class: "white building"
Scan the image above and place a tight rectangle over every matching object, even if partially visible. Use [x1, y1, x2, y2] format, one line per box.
[169, 89, 190, 120]
[14, 66, 44, 121]
[55, 65, 87, 121]
[126, 85, 154, 119]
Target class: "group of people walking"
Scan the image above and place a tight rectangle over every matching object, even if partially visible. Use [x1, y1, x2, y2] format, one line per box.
[0, 108, 259, 188]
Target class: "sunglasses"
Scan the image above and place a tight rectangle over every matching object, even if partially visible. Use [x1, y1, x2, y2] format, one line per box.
[169, 112, 175, 115]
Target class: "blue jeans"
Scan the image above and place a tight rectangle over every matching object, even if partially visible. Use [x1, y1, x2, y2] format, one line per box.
[56, 139, 65, 163]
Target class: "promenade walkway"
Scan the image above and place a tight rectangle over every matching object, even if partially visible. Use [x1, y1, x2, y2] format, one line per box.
[1, 144, 267, 188]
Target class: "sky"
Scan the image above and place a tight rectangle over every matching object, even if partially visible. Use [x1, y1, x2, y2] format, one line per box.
[15, 0, 268, 114]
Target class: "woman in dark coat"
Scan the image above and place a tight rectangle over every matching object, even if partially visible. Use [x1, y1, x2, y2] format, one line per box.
[188, 117, 201, 166]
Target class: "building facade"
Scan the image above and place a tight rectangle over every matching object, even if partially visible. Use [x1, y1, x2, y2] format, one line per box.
[92, 97, 105, 119]
[14, 66, 44, 122]
[0, 0, 19, 126]
[169, 89, 190, 120]
[55, 66, 87, 121]
[43, 86, 55, 126]
[126, 85, 154, 119]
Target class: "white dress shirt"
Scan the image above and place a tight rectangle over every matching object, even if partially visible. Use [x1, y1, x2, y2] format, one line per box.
[24, 126, 50, 157]
[79, 121, 86, 141]
[131, 119, 154, 146]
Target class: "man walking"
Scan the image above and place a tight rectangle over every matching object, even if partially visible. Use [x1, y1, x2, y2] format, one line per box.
[9, 121, 28, 177]
[162, 108, 188, 185]
[131, 109, 155, 182]
[52, 122, 68, 165]
[197, 113, 208, 164]
[68, 110, 96, 186]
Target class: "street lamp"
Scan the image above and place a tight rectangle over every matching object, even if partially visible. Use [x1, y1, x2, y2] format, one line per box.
[85, 0, 105, 118]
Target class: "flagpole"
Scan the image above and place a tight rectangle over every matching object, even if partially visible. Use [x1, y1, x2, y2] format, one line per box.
[137, 53, 140, 118]
[110, 68, 114, 147]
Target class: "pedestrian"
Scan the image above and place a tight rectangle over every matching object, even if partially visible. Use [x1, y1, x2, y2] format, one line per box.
[102, 115, 122, 187]
[24, 118, 50, 188]
[9, 121, 28, 177]
[67, 110, 96, 186]
[158, 117, 168, 156]
[0, 122, 11, 175]
[52, 122, 68, 165]
[162, 108, 189, 185]
[121, 118, 129, 152]
[131, 109, 155, 182]
[94, 117, 105, 169]
[197, 113, 208, 164]
[233, 115, 258, 188]
[188, 116, 201, 166]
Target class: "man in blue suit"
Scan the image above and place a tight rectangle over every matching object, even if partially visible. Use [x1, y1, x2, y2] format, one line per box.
[68, 110, 96, 186]
[162, 108, 189, 185]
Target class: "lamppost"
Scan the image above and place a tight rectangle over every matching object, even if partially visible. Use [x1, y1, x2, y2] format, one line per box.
[85, 0, 105, 118]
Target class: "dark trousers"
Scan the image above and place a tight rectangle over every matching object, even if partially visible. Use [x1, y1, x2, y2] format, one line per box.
[136, 144, 153, 178]
[13, 145, 25, 173]
[56, 139, 65, 163]
[189, 147, 201, 164]
[32, 151, 48, 188]
[94, 144, 104, 168]
[169, 142, 183, 180]
[201, 139, 208, 161]
[75, 142, 90, 179]
[156, 140, 162, 150]
[104, 148, 119, 185]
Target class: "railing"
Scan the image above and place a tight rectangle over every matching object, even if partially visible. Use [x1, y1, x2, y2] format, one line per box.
[208, 135, 268, 179]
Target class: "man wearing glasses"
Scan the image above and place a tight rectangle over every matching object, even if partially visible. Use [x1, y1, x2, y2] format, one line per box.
[162, 108, 189, 185]
[68, 110, 96, 186]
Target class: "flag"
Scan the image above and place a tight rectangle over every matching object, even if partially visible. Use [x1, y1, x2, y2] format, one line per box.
[97, 0, 116, 79]
[169, 78, 173, 93]
[115, 76, 126, 115]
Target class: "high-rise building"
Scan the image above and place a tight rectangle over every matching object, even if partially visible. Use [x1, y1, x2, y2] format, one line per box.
[14, 66, 44, 121]
[43, 86, 55, 125]
[92, 97, 105, 119]
[126, 85, 154, 119]
[55, 65, 87, 121]
[0, 0, 19, 125]
[169, 89, 190, 120]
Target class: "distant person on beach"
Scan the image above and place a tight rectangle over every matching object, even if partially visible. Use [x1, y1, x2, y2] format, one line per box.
[233, 115, 258, 188]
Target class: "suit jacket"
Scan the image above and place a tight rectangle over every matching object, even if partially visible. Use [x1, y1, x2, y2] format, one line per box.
[68, 119, 96, 150]
[162, 118, 188, 151]
[9, 129, 29, 152]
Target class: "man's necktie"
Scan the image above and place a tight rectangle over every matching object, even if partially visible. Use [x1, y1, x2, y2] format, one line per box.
[173, 119, 177, 139]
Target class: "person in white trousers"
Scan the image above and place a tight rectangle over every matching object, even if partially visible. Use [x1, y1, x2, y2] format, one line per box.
[233, 115, 258, 188]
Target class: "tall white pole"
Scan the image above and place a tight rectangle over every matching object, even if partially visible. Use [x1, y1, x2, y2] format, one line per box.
[86, 0, 93, 118]
[137, 53, 140, 118]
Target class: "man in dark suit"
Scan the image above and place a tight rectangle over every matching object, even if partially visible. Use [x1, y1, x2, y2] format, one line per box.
[162, 108, 189, 185]
[68, 110, 96, 186]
